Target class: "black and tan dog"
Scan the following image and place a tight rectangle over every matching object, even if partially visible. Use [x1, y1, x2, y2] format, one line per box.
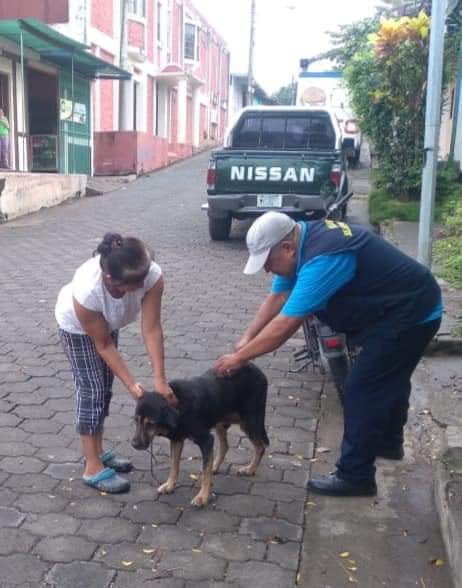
[132, 363, 269, 507]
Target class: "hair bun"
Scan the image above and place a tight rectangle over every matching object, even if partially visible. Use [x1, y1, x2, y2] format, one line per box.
[95, 232, 123, 257]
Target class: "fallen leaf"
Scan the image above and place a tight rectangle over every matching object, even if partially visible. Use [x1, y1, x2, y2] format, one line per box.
[347, 559, 356, 565]
[296, 572, 301, 584]
[430, 558, 444, 567]
[339, 552, 351, 558]
[306, 501, 317, 507]
[192, 549, 202, 553]
[309, 458, 319, 463]
[190, 474, 199, 481]
[349, 567, 358, 572]
[316, 447, 332, 454]
[121, 561, 133, 567]
[99, 492, 107, 496]
[143, 548, 156, 554]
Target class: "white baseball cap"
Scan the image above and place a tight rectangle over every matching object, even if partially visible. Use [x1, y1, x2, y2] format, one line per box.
[244, 212, 296, 275]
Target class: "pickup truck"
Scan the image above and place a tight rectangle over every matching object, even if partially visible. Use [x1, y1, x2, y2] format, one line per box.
[204, 106, 351, 240]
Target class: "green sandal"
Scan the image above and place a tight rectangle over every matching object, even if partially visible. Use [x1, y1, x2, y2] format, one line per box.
[101, 449, 133, 473]
[82, 467, 130, 493]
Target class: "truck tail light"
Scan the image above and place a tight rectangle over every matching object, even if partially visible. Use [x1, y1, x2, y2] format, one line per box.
[330, 164, 341, 188]
[207, 162, 216, 190]
[344, 119, 359, 134]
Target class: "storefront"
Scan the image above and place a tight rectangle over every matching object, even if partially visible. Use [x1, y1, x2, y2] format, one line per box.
[0, 18, 130, 175]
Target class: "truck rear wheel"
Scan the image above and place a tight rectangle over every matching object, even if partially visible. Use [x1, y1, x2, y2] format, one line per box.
[209, 216, 232, 240]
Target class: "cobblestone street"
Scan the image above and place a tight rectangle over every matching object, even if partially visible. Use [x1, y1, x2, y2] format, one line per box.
[0, 151, 323, 587]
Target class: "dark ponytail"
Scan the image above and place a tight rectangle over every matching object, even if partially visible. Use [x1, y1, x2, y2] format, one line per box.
[94, 232, 151, 283]
[95, 232, 123, 258]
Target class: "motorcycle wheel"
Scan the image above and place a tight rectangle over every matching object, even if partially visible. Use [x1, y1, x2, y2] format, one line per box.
[327, 356, 349, 405]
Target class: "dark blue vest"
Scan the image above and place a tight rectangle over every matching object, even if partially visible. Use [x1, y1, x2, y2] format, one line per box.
[301, 220, 441, 340]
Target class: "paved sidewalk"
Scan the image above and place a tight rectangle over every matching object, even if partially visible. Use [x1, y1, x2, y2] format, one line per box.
[386, 220, 462, 588]
[298, 199, 453, 588]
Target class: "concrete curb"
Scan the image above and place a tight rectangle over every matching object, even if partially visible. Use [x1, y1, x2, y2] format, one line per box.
[434, 448, 462, 588]
[425, 337, 462, 356]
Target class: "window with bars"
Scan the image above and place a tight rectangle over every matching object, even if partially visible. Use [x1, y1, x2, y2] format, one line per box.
[127, 0, 146, 18]
[184, 22, 198, 61]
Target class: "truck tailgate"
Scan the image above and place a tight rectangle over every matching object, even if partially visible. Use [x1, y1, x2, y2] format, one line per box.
[211, 150, 338, 196]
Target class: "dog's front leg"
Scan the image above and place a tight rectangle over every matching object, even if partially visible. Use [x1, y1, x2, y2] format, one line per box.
[157, 440, 184, 495]
[191, 433, 214, 507]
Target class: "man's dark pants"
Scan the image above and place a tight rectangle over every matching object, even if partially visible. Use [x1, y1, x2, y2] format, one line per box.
[336, 319, 441, 483]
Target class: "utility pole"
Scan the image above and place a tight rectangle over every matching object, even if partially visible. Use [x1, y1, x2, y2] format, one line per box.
[118, 0, 132, 131]
[417, 0, 447, 267]
[246, 0, 256, 106]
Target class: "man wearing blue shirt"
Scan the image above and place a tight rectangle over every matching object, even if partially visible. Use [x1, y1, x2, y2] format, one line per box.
[215, 212, 442, 497]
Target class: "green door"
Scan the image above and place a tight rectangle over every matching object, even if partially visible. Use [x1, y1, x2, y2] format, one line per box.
[59, 71, 91, 175]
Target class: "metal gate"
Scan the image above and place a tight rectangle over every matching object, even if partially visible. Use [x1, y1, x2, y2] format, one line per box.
[59, 70, 91, 175]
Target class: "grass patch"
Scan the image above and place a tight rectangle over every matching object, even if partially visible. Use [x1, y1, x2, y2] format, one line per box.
[368, 161, 462, 225]
[368, 187, 420, 224]
[367, 161, 462, 290]
[434, 236, 462, 288]
[433, 192, 462, 289]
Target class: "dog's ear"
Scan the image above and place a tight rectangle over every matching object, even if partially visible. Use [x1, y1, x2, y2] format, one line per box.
[162, 406, 179, 431]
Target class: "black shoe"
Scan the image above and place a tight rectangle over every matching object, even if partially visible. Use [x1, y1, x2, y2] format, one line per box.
[376, 446, 404, 461]
[306, 473, 377, 497]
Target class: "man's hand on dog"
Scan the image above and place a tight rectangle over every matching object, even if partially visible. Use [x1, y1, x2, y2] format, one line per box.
[155, 378, 179, 407]
[234, 334, 252, 352]
[214, 353, 245, 377]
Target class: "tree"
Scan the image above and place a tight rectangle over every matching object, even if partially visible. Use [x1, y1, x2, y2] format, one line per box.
[325, 18, 379, 69]
[327, 2, 462, 200]
[376, 0, 432, 17]
[345, 12, 431, 198]
[271, 83, 297, 105]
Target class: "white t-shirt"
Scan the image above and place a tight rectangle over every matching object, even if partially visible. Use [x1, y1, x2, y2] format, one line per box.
[55, 256, 162, 334]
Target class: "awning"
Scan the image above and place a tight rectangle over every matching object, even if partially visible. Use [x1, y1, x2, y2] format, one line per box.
[0, 18, 131, 80]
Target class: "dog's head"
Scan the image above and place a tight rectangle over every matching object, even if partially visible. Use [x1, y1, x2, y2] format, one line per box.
[131, 392, 179, 450]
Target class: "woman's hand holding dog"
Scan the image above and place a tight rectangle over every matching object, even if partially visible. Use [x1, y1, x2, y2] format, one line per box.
[155, 378, 179, 407]
[128, 382, 145, 400]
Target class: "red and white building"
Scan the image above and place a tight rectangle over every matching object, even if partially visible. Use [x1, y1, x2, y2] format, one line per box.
[53, 0, 230, 175]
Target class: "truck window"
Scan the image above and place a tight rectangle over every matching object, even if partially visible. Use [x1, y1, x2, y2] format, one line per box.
[309, 118, 335, 150]
[232, 113, 336, 150]
[261, 118, 285, 149]
[286, 118, 310, 148]
[233, 117, 261, 148]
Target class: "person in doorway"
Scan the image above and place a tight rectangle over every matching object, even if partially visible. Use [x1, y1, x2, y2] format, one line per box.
[214, 212, 442, 497]
[55, 233, 177, 493]
[0, 108, 10, 169]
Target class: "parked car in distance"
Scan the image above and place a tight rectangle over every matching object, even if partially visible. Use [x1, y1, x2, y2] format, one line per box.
[296, 70, 362, 167]
[203, 105, 351, 240]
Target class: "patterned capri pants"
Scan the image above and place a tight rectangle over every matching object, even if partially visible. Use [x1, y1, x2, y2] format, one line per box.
[59, 328, 119, 435]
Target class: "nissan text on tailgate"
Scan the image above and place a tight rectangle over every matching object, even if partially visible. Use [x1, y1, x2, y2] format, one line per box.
[204, 106, 351, 240]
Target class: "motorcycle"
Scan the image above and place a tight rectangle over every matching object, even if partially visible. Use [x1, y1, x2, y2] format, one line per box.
[290, 191, 356, 403]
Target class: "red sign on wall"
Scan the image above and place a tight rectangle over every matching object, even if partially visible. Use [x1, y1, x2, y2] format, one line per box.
[0, 0, 69, 24]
